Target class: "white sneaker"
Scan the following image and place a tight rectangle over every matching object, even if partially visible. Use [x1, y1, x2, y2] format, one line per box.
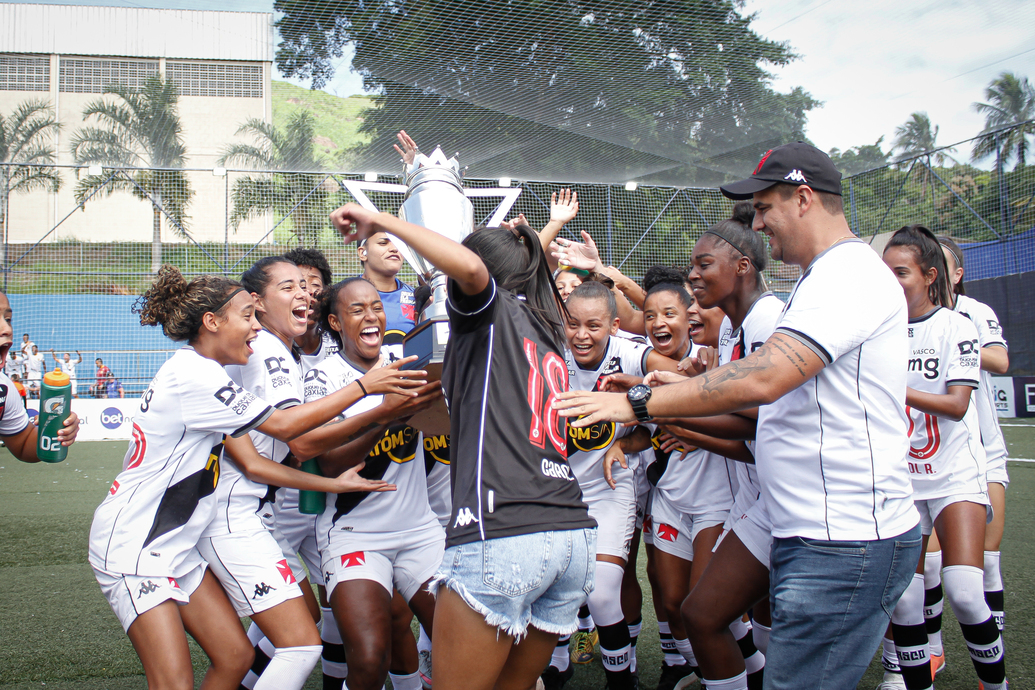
[418, 649, 433, 689]
[876, 672, 906, 690]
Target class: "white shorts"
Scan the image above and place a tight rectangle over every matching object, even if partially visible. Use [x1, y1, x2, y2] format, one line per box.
[986, 453, 1010, 488]
[916, 493, 992, 536]
[650, 490, 727, 562]
[717, 500, 773, 570]
[322, 523, 445, 602]
[198, 529, 303, 617]
[94, 561, 207, 633]
[272, 495, 322, 581]
[585, 482, 637, 561]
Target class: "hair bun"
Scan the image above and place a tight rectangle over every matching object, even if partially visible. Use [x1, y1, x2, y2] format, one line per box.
[730, 201, 754, 227]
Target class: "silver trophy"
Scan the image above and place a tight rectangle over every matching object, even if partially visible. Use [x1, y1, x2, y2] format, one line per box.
[396, 147, 474, 434]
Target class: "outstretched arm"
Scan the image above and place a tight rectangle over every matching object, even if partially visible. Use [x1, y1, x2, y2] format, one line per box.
[554, 332, 825, 426]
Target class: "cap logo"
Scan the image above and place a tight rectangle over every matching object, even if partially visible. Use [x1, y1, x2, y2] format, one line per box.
[753, 150, 774, 175]
[784, 169, 807, 183]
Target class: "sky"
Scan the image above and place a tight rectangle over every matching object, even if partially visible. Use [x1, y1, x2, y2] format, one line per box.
[6, 0, 1035, 163]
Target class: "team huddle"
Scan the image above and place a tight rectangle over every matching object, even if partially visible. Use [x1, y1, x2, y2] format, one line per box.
[2, 139, 1011, 690]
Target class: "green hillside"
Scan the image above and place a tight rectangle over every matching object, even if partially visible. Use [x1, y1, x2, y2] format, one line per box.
[271, 80, 374, 167]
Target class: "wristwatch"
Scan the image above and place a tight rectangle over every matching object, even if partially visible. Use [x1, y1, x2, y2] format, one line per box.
[627, 384, 653, 423]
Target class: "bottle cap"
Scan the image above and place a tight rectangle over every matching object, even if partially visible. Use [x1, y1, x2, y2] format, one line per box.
[43, 371, 70, 387]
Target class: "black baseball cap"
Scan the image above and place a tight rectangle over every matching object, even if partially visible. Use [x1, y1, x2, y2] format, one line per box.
[720, 142, 843, 200]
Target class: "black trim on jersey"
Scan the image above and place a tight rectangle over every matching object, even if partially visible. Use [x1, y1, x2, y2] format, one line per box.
[778, 327, 832, 365]
[639, 347, 653, 375]
[275, 399, 301, 410]
[856, 342, 881, 539]
[984, 341, 1008, 349]
[447, 279, 496, 317]
[142, 439, 224, 549]
[331, 424, 420, 523]
[0, 419, 30, 438]
[231, 405, 274, 438]
[907, 306, 942, 325]
[814, 376, 832, 540]
[946, 378, 980, 389]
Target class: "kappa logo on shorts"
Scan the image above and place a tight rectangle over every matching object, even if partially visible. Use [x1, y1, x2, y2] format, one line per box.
[137, 580, 161, 598]
[275, 559, 296, 584]
[453, 507, 480, 528]
[656, 523, 679, 542]
[341, 552, 366, 568]
[784, 169, 807, 183]
[252, 582, 276, 599]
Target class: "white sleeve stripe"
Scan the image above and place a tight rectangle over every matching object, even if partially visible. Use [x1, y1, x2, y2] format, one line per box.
[982, 341, 1007, 349]
[448, 280, 496, 316]
[231, 405, 274, 438]
[777, 327, 832, 365]
[275, 399, 302, 410]
[946, 379, 979, 389]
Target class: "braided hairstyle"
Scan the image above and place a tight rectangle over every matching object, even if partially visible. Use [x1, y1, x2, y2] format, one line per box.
[134, 265, 244, 341]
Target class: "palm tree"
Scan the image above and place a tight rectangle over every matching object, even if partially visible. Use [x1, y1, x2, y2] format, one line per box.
[892, 112, 957, 166]
[1, 99, 62, 264]
[218, 111, 329, 247]
[972, 71, 1035, 169]
[70, 76, 192, 274]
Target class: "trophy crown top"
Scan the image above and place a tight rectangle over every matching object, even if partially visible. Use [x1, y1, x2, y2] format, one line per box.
[406, 146, 463, 177]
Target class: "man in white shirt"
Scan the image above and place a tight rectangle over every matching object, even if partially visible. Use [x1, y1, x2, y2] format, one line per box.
[554, 143, 922, 690]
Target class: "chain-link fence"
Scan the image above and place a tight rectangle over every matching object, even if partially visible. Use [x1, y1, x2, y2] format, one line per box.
[3, 122, 1033, 381]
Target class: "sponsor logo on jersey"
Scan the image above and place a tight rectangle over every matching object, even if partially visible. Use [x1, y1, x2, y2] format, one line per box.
[958, 339, 978, 356]
[987, 319, 1001, 333]
[783, 169, 807, 183]
[100, 407, 124, 429]
[137, 580, 161, 598]
[541, 458, 575, 481]
[370, 425, 419, 463]
[252, 582, 276, 599]
[568, 419, 616, 453]
[454, 507, 480, 527]
[214, 381, 257, 415]
[340, 551, 366, 568]
[275, 559, 296, 584]
[908, 356, 939, 380]
[656, 523, 679, 542]
[109, 479, 120, 495]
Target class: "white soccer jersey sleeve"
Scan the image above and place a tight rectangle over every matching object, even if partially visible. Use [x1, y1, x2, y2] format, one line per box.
[953, 294, 1009, 464]
[0, 372, 30, 437]
[757, 241, 919, 541]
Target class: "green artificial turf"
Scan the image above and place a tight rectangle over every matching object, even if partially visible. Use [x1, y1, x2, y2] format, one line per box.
[2, 425, 1034, 689]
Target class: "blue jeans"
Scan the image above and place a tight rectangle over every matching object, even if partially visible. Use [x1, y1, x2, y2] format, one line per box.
[764, 524, 922, 689]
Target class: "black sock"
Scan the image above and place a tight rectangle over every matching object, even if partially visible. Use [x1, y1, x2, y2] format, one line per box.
[960, 617, 1006, 685]
[891, 622, 932, 689]
[322, 641, 347, 690]
[597, 620, 634, 688]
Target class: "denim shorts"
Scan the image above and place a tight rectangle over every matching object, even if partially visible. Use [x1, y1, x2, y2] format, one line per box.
[429, 527, 597, 640]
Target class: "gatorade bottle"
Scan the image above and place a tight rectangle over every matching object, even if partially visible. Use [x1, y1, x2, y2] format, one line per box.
[298, 458, 326, 514]
[37, 371, 72, 463]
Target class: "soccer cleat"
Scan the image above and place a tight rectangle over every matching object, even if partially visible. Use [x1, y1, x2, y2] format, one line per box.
[978, 682, 1009, 690]
[656, 662, 696, 690]
[418, 649, 432, 689]
[930, 652, 945, 680]
[876, 672, 906, 690]
[540, 664, 575, 690]
[571, 629, 598, 664]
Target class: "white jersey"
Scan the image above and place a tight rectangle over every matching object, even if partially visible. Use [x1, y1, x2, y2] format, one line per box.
[57, 359, 77, 379]
[954, 294, 1008, 464]
[564, 336, 652, 503]
[5, 354, 23, 379]
[757, 240, 920, 541]
[717, 293, 784, 514]
[906, 307, 986, 499]
[203, 330, 303, 537]
[25, 353, 43, 380]
[298, 329, 341, 374]
[306, 348, 438, 549]
[424, 434, 452, 526]
[89, 348, 274, 577]
[0, 371, 30, 436]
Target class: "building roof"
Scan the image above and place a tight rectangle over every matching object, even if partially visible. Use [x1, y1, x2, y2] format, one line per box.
[0, 3, 273, 62]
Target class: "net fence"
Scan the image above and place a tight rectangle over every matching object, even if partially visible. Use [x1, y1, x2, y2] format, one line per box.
[2, 120, 1034, 389]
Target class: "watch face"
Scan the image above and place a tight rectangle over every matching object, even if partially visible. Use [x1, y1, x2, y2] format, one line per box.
[628, 384, 650, 402]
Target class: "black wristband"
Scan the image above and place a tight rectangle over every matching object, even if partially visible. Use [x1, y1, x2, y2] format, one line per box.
[357, 379, 368, 397]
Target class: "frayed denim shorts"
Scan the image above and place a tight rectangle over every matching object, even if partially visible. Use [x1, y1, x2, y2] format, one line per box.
[429, 527, 597, 640]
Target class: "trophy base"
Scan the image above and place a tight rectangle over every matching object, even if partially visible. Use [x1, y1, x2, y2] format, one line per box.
[403, 318, 450, 437]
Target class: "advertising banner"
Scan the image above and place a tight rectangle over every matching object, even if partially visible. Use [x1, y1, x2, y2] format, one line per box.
[26, 398, 139, 441]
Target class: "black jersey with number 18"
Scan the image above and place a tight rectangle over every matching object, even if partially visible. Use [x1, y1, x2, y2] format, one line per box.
[441, 279, 595, 548]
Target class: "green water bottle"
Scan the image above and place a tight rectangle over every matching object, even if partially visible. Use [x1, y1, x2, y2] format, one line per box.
[298, 458, 326, 514]
[37, 371, 72, 463]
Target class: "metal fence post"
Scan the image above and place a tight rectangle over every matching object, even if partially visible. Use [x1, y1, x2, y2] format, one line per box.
[606, 185, 613, 266]
[850, 179, 857, 235]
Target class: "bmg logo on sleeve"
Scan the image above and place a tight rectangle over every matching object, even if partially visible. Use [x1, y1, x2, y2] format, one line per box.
[100, 407, 126, 430]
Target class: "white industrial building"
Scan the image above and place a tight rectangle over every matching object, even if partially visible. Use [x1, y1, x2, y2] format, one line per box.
[0, 3, 275, 244]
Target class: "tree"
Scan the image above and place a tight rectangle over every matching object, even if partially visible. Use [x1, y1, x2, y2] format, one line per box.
[274, 0, 817, 186]
[70, 76, 192, 274]
[972, 71, 1035, 169]
[219, 111, 330, 247]
[892, 112, 956, 166]
[828, 137, 889, 176]
[1, 99, 61, 263]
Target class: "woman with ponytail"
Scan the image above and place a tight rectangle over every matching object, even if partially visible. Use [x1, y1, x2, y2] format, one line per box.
[88, 266, 425, 690]
[330, 201, 597, 690]
[876, 226, 1007, 690]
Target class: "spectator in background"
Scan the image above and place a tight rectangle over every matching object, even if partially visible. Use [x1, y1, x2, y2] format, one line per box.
[20, 333, 34, 358]
[24, 345, 44, 398]
[105, 371, 124, 399]
[94, 358, 112, 398]
[5, 350, 23, 380]
[51, 351, 82, 398]
[10, 374, 26, 408]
